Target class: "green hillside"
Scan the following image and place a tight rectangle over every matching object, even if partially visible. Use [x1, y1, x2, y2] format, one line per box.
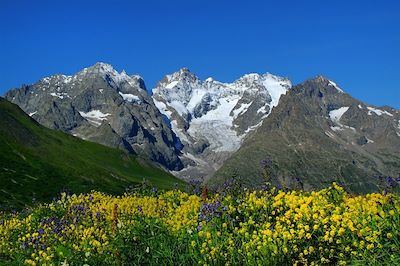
[0, 97, 183, 210]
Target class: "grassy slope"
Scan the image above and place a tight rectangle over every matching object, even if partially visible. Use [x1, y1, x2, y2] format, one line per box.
[0, 98, 183, 210]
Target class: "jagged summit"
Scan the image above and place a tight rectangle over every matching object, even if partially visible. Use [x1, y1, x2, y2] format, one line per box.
[5, 63, 183, 171]
[302, 75, 345, 94]
[152, 68, 292, 180]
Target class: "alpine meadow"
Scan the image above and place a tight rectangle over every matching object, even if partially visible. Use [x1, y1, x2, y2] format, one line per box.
[1, 1, 399, 265]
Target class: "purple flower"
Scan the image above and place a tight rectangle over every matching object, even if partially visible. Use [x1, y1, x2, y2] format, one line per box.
[199, 201, 226, 221]
[197, 224, 203, 231]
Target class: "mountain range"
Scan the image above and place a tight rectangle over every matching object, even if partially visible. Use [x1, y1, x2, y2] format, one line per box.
[4, 63, 400, 194]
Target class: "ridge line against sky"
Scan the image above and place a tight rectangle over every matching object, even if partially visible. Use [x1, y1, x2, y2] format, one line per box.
[0, 0, 399, 108]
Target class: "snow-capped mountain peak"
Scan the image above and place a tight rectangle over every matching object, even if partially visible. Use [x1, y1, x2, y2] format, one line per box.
[73, 62, 145, 92]
[152, 69, 292, 180]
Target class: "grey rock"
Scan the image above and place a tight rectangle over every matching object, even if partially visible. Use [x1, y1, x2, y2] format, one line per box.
[5, 62, 183, 170]
[213, 76, 400, 193]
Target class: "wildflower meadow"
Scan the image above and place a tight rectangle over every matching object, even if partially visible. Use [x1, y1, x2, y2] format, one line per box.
[0, 183, 399, 265]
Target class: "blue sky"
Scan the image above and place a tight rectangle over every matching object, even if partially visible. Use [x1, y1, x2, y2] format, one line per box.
[1, 0, 399, 108]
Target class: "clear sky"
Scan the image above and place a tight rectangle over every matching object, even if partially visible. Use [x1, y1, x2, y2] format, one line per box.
[1, 0, 399, 108]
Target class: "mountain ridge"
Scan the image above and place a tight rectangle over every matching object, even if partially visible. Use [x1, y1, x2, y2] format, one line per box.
[4, 63, 400, 193]
[212, 76, 400, 193]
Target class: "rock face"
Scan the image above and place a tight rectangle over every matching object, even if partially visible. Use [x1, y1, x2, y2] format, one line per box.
[5, 63, 183, 170]
[213, 76, 400, 193]
[152, 68, 291, 180]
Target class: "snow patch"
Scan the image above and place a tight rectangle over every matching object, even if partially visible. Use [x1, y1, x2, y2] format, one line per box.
[329, 107, 357, 132]
[366, 137, 374, 143]
[165, 81, 179, 89]
[325, 131, 336, 138]
[245, 120, 263, 133]
[330, 126, 344, 132]
[153, 99, 173, 117]
[367, 107, 393, 117]
[50, 92, 69, 99]
[119, 92, 141, 103]
[79, 110, 111, 126]
[328, 80, 344, 93]
[261, 75, 289, 108]
[329, 107, 349, 123]
[232, 102, 252, 118]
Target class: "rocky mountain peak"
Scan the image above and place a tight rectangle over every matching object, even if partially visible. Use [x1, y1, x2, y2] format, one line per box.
[5, 63, 184, 171]
[167, 67, 199, 84]
[236, 73, 262, 83]
[79, 62, 117, 76]
[152, 69, 292, 181]
[301, 75, 345, 95]
[214, 76, 400, 193]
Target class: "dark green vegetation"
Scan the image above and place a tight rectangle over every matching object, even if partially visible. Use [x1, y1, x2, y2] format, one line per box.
[213, 77, 400, 194]
[0, 98, 183, 210]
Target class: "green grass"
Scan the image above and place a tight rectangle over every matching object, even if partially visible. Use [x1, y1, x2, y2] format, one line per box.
[0, 97, 184, 210]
